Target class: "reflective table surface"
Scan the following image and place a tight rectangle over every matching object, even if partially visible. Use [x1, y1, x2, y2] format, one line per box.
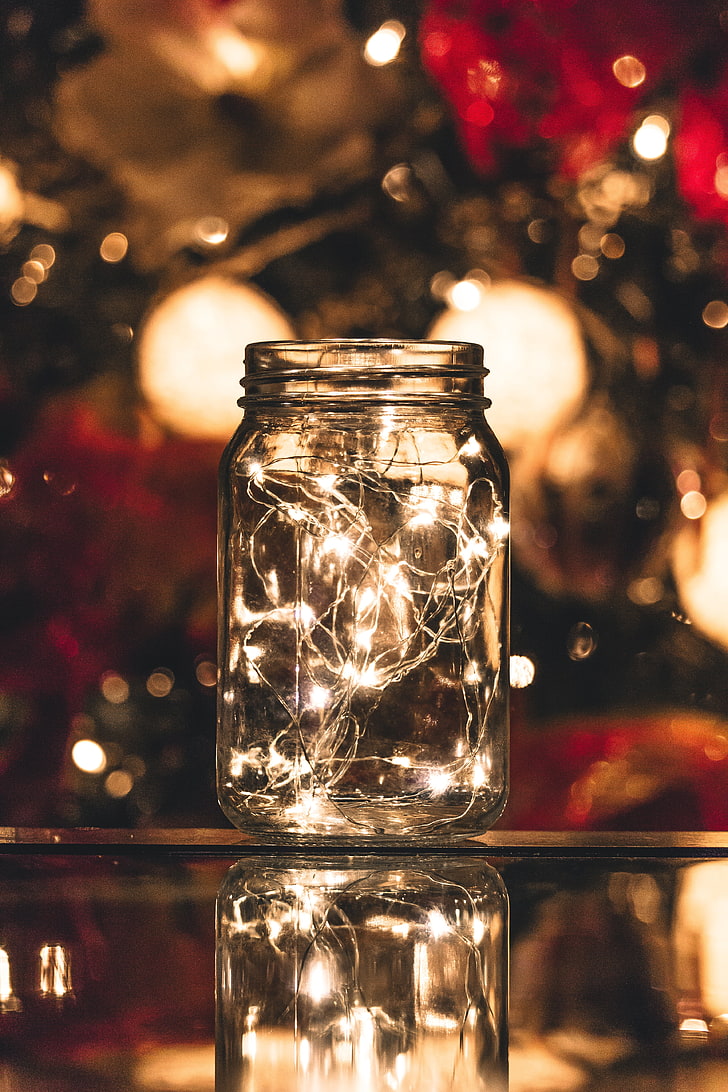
[1, 830, 727, 1091]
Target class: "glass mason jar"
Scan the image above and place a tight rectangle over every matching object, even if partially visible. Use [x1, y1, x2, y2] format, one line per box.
[217, 341, 509, 842]
[216, 854, 508, 1092]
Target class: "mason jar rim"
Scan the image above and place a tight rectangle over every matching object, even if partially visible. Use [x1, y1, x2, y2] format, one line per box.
[243, 339, 486, 374]
[240, 339, 490, 407]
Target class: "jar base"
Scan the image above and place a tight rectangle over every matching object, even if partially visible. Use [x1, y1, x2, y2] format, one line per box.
[217, 786, 508, 845]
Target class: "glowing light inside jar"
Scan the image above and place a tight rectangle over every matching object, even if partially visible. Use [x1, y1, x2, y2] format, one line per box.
[222, 424, 507, 832]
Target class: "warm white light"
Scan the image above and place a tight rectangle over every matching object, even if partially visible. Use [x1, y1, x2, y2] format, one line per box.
[323, 532, 353, 557]
[680, 490, 707, 520]
[303, 958, 331, 1003]
[39, 945, 72, 997]
[30, 243, 55, 269]
[0, 160, 24, 240]
[675, 863, 728, 1017]
[409, 497, 439, 527]
[308, 685, 330, 709]
[194, 216, 229, 246]
[0, 461, 15, 498]
[673, 491, 728, 652]
[716, 162, 728, 198]
[364, 20, 405, 66]
[612, 54, 646, 88]
[703, 300, 728, 329]
[448, 278, 485, 312]
[105, 769, 134, 798]
[100, 671, 129, 704]
[429, 279, 588, 451]
[428, 770, 451, 794]
[137, 276, 295, 441]
[22, 259, 46, 284]
[472, 763, 487, 787]
[427, 909, 450, 939]
[459, 436, 481, 457]
[99, 231, 128, 262]
[71, 738, 107, 774]
[633, 115, 670, 161]
[209, 27, 261, 80]
[146, 668, 174, 697]
[11, 276, 36, 306]
[509, 655, 535, 688]
[463, 662, 481, 684]
[0, 949, 16, 1005]
[295, 603, 316, 629]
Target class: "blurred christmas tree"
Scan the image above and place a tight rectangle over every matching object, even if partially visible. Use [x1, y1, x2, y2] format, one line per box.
[1, 0, 728, 828]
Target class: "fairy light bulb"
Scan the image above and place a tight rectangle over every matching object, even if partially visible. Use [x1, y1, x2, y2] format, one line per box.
[137, 276, 295, 441]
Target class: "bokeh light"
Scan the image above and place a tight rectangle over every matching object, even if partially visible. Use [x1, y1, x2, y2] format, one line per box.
[11, 277, 36, 305]
[100, 232, 129, 263]
[104, 769, 134, 798]
[194, 216, 229, 246]
[510, 655, 536, 688]
[632, 115, 670, 161]
[137, 275, 295, 441]
[364, 21, 405, 66]
[681, 490, 708, 520]
[567, 622, 598, 661]
[100, 671, 130, 704]
[195, 659, 217, 687]
[0, 461, 15, 498]
[673, 491, 728, 652]
[0, 160, 24, 240]
[71, 739, 107, 774]
[600, 232, 625, 259]
[146, 668, 174, 698]
[612, 54, 646, 88]
[571, 254, 600, 281]
[428, 279, 588, 452]
[702, 300, 728, 329]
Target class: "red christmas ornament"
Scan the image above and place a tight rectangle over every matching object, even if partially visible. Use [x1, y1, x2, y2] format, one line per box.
[675, 73, 728, 229]
[419, 0, 713, 177]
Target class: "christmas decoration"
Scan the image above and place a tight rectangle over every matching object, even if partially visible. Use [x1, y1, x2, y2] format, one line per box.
[672, 486, 728, 654]
[1, 0, 728, 828]
[52, 0, 413, 271]
[419, 0, 716, 179]
[137, 274, 295, 440]
[428, 278, 589, 453]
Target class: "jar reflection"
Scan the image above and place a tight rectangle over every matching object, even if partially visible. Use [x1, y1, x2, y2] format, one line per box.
[216, 855, 508, 1091]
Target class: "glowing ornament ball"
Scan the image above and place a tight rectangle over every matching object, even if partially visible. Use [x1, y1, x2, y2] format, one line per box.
[137, 276, 295, 441]
[428, 279, 588, 452]
[672, 490, 728, 654]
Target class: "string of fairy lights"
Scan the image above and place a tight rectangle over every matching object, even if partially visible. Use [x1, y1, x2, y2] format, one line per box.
[220, 423, 508, 835]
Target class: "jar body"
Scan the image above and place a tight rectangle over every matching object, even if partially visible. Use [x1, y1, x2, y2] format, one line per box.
[216, 855, 508, 1092]
[217, 342, 509, 841]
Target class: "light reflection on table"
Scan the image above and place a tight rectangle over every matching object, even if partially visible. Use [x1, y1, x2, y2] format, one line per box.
[0, 830, 727, 1091]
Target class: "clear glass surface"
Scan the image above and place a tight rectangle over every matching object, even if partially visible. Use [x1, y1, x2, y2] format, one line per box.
[1, 831, 728, 1091]
[217, 341, 509, 842]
